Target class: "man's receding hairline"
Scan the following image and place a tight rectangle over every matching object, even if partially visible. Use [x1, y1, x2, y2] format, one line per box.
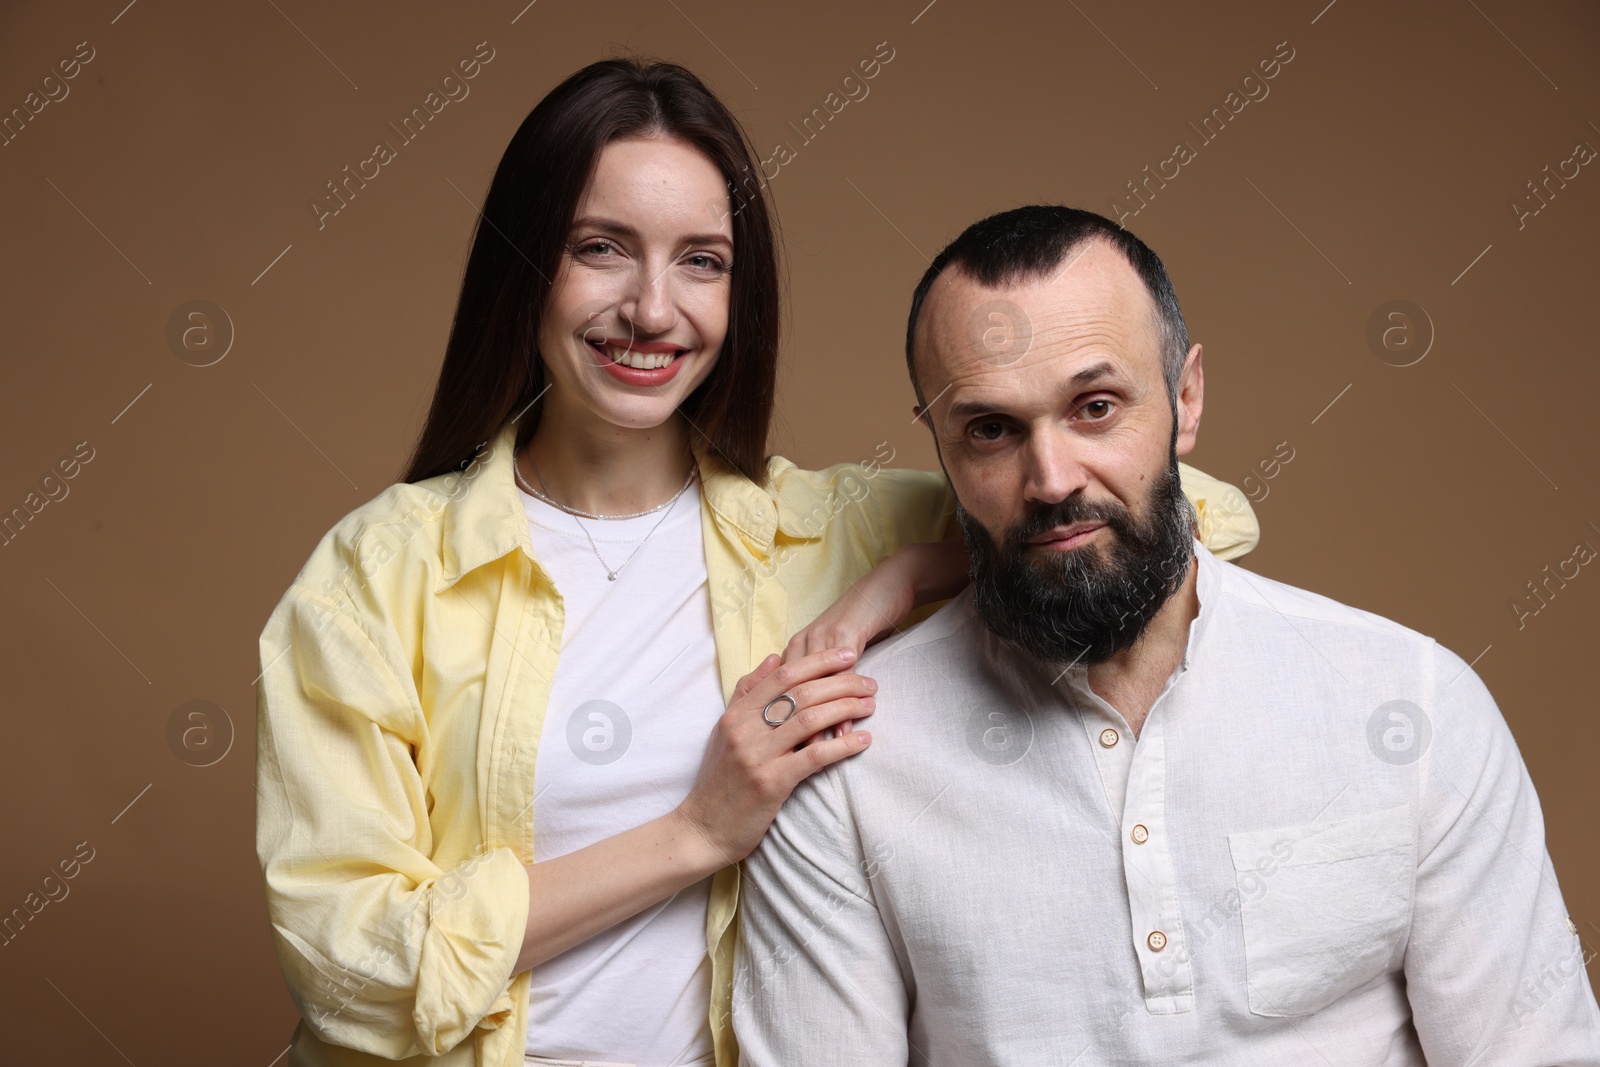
[911, 234, 1164, 379]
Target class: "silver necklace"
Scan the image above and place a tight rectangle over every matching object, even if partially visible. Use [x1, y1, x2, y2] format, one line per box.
[516, 451, 697, 581]
[515, 451, 695, 520]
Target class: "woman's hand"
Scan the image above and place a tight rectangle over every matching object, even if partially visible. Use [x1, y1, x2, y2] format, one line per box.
[778, 540, 969, 738]
[672, 646, 876, 868]
[781, 540, 970, 664]
[517, 648, 873, 972]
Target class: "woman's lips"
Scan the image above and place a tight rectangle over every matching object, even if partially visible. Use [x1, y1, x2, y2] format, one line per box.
[588, 338, 689, 385]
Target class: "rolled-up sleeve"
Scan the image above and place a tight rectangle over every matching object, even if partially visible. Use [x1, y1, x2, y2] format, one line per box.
[1175, 462, 1259, 561]
[870, 466, 961, 549]
[255, 586, 530, 1058]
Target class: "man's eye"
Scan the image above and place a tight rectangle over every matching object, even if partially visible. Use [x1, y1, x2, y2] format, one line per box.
[971, 421, 1007, 441]
[1078, 399, 1113, 420]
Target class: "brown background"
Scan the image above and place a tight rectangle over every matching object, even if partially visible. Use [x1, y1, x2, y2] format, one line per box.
[2, 0, 1596, 1062]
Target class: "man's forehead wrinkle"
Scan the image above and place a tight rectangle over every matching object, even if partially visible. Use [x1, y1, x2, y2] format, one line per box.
[916, 245, 1164, 401]
[936, 313, 1138, 386]
[1028, 304, 1136, 354]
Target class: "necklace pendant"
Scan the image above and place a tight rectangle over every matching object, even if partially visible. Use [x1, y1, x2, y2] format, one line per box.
[607, 572, 618, 581]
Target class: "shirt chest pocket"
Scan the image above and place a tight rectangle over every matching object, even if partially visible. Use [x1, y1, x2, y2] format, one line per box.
[1226, 804, 1415, 1017]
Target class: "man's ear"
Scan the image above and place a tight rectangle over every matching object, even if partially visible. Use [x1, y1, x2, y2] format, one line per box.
[1174, 342, 1204, 457]
[911, 401, 945, 468]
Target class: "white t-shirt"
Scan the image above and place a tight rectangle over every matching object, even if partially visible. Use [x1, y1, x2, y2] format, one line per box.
[519, 477, 723, 1067]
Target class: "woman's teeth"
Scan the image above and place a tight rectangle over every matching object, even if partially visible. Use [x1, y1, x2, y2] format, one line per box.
[594, 342, 679, 370]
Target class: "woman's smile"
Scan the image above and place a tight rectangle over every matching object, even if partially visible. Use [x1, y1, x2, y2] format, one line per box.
[587, 335, 691, 384]
[536, 133, 732, 428]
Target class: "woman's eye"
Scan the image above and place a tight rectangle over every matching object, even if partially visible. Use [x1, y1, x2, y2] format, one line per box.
[684, 252, 727, 274]
[576, 240, 615, 257]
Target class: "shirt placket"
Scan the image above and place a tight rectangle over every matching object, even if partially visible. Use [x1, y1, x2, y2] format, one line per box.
[1072, 672, 1195, 1014]
[1119, 715, 1193, 1012]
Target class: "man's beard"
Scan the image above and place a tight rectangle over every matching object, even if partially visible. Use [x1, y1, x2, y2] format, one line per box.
[957, 457, 1198, 669]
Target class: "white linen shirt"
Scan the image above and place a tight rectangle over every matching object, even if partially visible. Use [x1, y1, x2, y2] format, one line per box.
[734, 539, 1600, 1066]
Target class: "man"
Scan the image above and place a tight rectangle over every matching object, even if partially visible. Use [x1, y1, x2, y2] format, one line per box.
[733, 205, 1600, 1064]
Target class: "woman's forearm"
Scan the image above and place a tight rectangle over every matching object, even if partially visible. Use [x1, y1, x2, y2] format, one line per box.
[898, 538, 971, 607]
[513, 647, 878, 976]
[513, 808, 726, 974]
[779, 538, 973, 665]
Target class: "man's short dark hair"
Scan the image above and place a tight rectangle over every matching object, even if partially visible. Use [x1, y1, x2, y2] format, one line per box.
[905, 205, 1190, 407]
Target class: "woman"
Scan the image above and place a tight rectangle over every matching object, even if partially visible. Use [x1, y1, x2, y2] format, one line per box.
[254, 59, 1258, 1067]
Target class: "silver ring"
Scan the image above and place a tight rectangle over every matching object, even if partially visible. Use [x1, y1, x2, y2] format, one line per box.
[761, 694, 798, 727]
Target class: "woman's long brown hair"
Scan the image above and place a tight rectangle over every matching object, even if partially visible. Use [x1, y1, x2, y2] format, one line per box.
[401, 58, 780, 484]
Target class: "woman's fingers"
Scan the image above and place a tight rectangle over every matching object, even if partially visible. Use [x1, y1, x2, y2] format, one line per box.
[732, 653, 780, 702]
[779, 632, 810, 665]
[740, 645, 860, 712]
[773, 692, 875, 749]
[787, 687, 876, 748]
[747, 674, 875, 743]
[778, 726, 873, 784]
[738, 649, 877, 753]
[679, 647, 882, 866]
[784, 620, 876, 662]
[783, 670, 877, 713]
[781, 624, 858, 665]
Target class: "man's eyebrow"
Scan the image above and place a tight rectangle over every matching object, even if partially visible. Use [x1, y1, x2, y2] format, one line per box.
[1062, 360, 1121, 390]
[568, 215, 732, 250]
[944, 397, 1001, 422]
[941, 360, 1124, 423]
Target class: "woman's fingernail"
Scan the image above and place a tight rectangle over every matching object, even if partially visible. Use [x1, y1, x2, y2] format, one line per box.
[836, 647, 856, 662]
[856, 731, 872, 745]
[864, 677, 878, 693]
[860, 696, 876, 709]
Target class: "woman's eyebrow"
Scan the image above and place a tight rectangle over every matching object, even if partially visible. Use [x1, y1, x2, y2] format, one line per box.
[569, 214, 638, 239]
[569, 215, 731, 250]
[679, 232, 733, 250]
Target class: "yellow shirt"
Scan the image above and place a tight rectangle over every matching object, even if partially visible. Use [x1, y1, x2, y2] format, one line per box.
[254, 417, 1259, 1066]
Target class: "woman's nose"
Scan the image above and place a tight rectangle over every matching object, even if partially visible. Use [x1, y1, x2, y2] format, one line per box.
[619, 264, 677, 335]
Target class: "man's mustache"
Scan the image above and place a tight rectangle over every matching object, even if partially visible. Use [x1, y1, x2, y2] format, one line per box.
[1007, 496, 1131, 549]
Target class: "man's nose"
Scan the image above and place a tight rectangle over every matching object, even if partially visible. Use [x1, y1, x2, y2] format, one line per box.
[618, 263, 677, 336]
[1022, 427, 1091, 506]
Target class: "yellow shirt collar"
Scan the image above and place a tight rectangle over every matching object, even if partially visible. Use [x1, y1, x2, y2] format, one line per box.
[434, 418, 826, 590]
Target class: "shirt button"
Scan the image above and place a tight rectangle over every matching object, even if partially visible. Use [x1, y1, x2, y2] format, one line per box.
[1130, 824, 1149, 845]
[1147, 930, 1167, 952]
[1099, 728, 1120, 748]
